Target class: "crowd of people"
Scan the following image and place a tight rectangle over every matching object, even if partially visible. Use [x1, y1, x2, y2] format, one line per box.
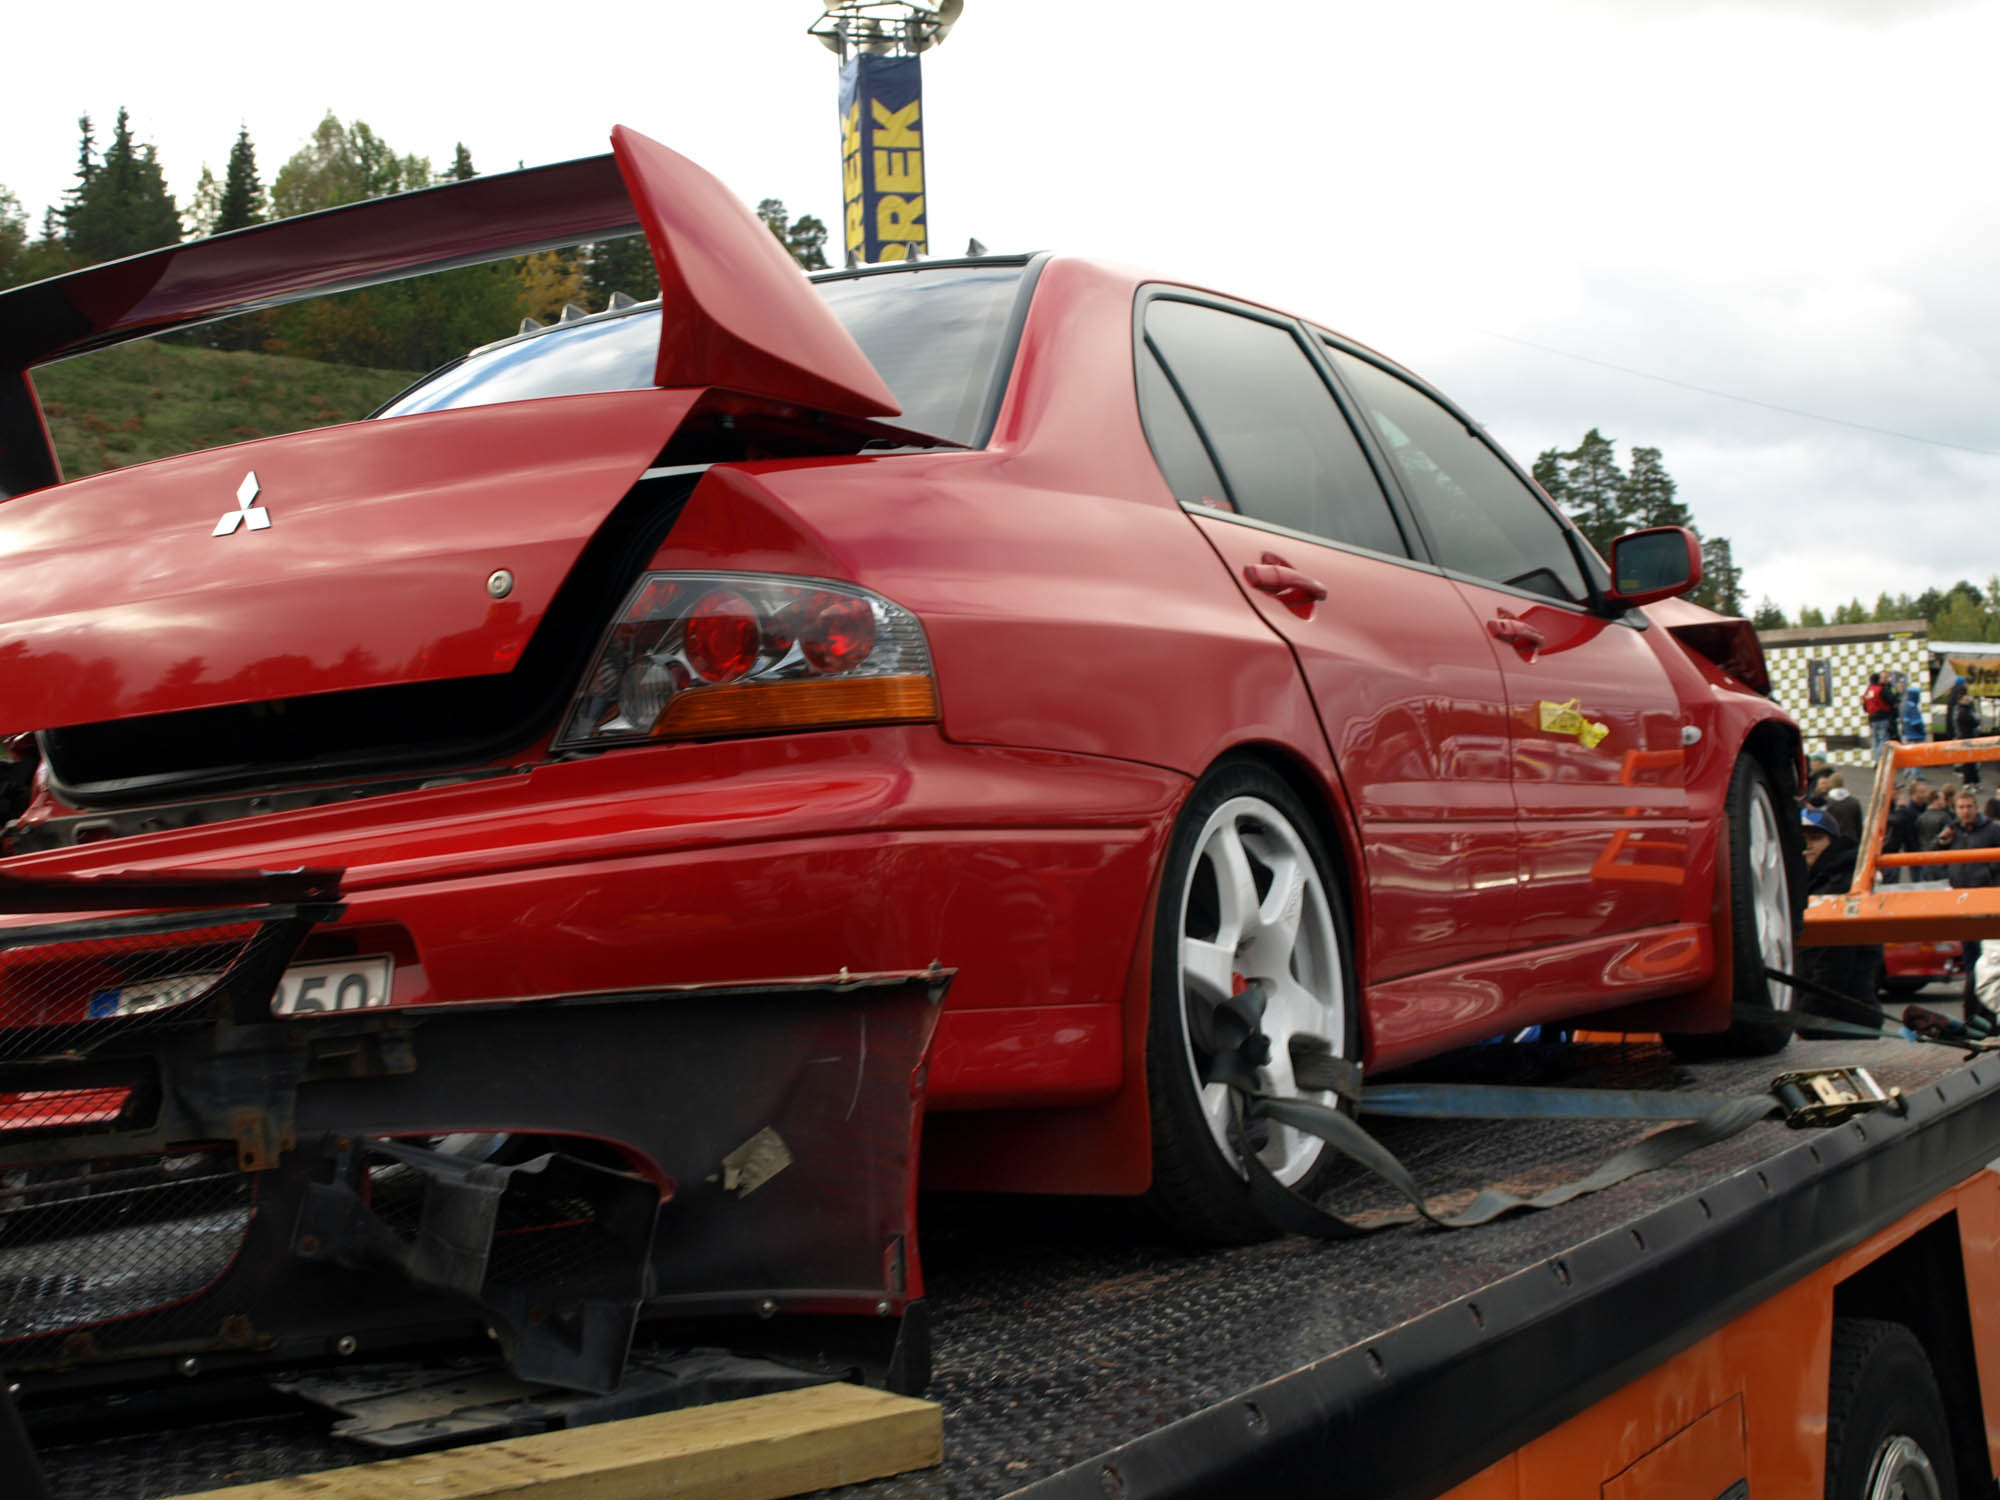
[1798, 756, 2000, 1031]
[1862, 669, 1986, 783]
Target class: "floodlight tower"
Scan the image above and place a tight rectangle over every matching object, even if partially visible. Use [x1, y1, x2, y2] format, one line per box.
[808, 1, 963, 266]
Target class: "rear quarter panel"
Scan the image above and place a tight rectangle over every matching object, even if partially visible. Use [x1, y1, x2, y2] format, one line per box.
[652, 262, 1336, 791]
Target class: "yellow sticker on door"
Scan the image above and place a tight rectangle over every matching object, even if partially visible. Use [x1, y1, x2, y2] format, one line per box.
[1539, 698, 1611, 750]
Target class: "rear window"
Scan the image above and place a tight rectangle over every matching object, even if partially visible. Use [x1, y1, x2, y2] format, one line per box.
[376, 261, 1027, 445]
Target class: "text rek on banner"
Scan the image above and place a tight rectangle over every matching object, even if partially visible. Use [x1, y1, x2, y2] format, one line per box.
[840, 54, 926, 265]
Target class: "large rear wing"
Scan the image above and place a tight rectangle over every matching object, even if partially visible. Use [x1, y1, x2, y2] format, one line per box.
[0, 126, 899, 499]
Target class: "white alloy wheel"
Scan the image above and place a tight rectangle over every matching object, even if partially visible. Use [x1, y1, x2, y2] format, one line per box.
[1175, 794, 1347, 1187]
[1747, 780, 1795, 1012]
[1863, 1435, 1944, 1500]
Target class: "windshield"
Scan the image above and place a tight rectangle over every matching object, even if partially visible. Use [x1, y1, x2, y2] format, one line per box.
[376, 261, 1028, 446]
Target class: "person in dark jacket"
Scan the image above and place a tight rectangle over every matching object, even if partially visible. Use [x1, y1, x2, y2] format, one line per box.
[1884, 783, 1924, 884]
[1935, 788, 2000, 1025]
[1914, 781, 1951, 849]
[1797, 806, 1879, 1020]
[1821, 769, 1864, 841]
[1947, 679, 1984, 786]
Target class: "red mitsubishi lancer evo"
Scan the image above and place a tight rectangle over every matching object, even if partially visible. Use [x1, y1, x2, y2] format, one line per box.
[0, 127, 1802, 1397]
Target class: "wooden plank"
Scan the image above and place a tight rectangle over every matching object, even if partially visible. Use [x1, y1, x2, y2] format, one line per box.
[167, 1382, 942, 1500]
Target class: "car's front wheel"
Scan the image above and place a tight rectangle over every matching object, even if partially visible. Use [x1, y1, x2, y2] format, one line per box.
[1670, 754, 1803, 1058]
[1144, 761, 1356, 1244]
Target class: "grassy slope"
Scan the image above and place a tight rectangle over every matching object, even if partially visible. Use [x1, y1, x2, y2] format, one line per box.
[31, 342, 423, 481]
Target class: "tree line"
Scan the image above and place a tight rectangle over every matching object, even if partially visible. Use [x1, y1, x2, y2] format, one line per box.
[0, 109, 829, 373]
[1749, 581, 2000, 642]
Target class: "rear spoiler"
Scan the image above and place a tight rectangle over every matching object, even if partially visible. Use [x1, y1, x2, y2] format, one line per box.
[0, 126, 899, 499]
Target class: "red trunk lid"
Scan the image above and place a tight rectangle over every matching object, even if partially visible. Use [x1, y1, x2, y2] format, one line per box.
[0, 387, 697, 735]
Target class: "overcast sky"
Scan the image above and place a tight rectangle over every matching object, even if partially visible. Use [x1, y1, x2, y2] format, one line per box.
[6, 0, 1996, 618]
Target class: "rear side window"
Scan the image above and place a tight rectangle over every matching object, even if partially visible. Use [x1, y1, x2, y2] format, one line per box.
[1325, 346, 1589, 605]
[1144, 299, 1407, 558]
[1136, 343, 1227, 505]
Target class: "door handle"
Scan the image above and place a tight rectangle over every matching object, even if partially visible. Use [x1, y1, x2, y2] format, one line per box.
[1244, 556, 1328, 603]
[1487, 612, 1544, 650]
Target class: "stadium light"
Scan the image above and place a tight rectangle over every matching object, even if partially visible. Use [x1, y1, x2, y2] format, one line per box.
[807, 1, 963, 60]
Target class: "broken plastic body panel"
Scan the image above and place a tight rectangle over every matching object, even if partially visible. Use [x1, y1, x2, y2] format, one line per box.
[0, 868, 945, 1398]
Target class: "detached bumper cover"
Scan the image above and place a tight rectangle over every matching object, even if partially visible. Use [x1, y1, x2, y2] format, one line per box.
[0, 870, 943, 1396]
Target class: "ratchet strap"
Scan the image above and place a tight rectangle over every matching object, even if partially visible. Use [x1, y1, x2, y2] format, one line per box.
[1761, 966, 1998, 1051]
[1214, 981, 1907, 1239]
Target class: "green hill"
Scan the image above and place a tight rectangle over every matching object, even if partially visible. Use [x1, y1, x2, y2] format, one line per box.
[32, 341, 424, 481]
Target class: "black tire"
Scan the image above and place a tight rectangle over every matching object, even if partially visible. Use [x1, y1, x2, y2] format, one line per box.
[1144, 760, 1358, 1245]
[1824, 1318, 1957, 1500]
[1669, 755, 1804, 1059]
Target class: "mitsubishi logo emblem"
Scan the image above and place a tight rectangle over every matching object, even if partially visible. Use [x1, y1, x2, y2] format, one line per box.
[213, 471, 270, 536]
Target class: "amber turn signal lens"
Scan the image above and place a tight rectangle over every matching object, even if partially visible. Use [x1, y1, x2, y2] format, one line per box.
[650, 675, 938, 739]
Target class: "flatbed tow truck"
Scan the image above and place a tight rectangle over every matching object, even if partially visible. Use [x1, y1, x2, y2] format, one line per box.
[19, 1043, 2000, 1497]
[15, 771, 2000, 1500]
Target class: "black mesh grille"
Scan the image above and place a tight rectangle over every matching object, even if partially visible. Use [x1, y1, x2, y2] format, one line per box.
[0, 918, 261, 1074]
[0, 888, 328, 1367]
[0, 1153, 251, 1348]
[0, 919, 274, 1359]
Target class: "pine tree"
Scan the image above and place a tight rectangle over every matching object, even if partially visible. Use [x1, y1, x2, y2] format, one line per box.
[1531, 448, 1569, 509]
[1619, 446, 1691, 530]
[184, 165, 221, 239]
[59, 114, 96, 238]
[785, 214, 830, 271]
[215, 127, 266, 233]
[584, 236, 659, 306]
[183, 166, 220, 240]
[62, 107, 180, 263]
[0, 187, 25, 289]
[1799, 605, 1828, 629]
[1691, 537, 1743, 617]
[1751, 598, 1788, 630]
[195, 129, 272, 349]
[449, 143, 476, 182]
[1538, 429, 1629, 556]
[756, 199, 831, 271]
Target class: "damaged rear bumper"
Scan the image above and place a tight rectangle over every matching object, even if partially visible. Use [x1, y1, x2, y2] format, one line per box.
[0, 869, 943, 1398]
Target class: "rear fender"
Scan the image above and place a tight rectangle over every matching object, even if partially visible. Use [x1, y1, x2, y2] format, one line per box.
[923, 734, 1368, 1199]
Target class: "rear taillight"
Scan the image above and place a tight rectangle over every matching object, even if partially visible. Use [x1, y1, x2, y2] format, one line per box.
[558, 573, 939, 747]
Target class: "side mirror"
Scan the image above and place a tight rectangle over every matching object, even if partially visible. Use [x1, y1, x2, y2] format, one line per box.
[1605, 526, 1702, 608]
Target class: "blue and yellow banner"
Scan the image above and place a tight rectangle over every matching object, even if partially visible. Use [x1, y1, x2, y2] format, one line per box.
[839, 54, 926, 265]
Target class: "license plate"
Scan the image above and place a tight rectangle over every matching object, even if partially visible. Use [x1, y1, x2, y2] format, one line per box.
[89, 956, 394, 1019]
[273, 956, 394, 1015]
